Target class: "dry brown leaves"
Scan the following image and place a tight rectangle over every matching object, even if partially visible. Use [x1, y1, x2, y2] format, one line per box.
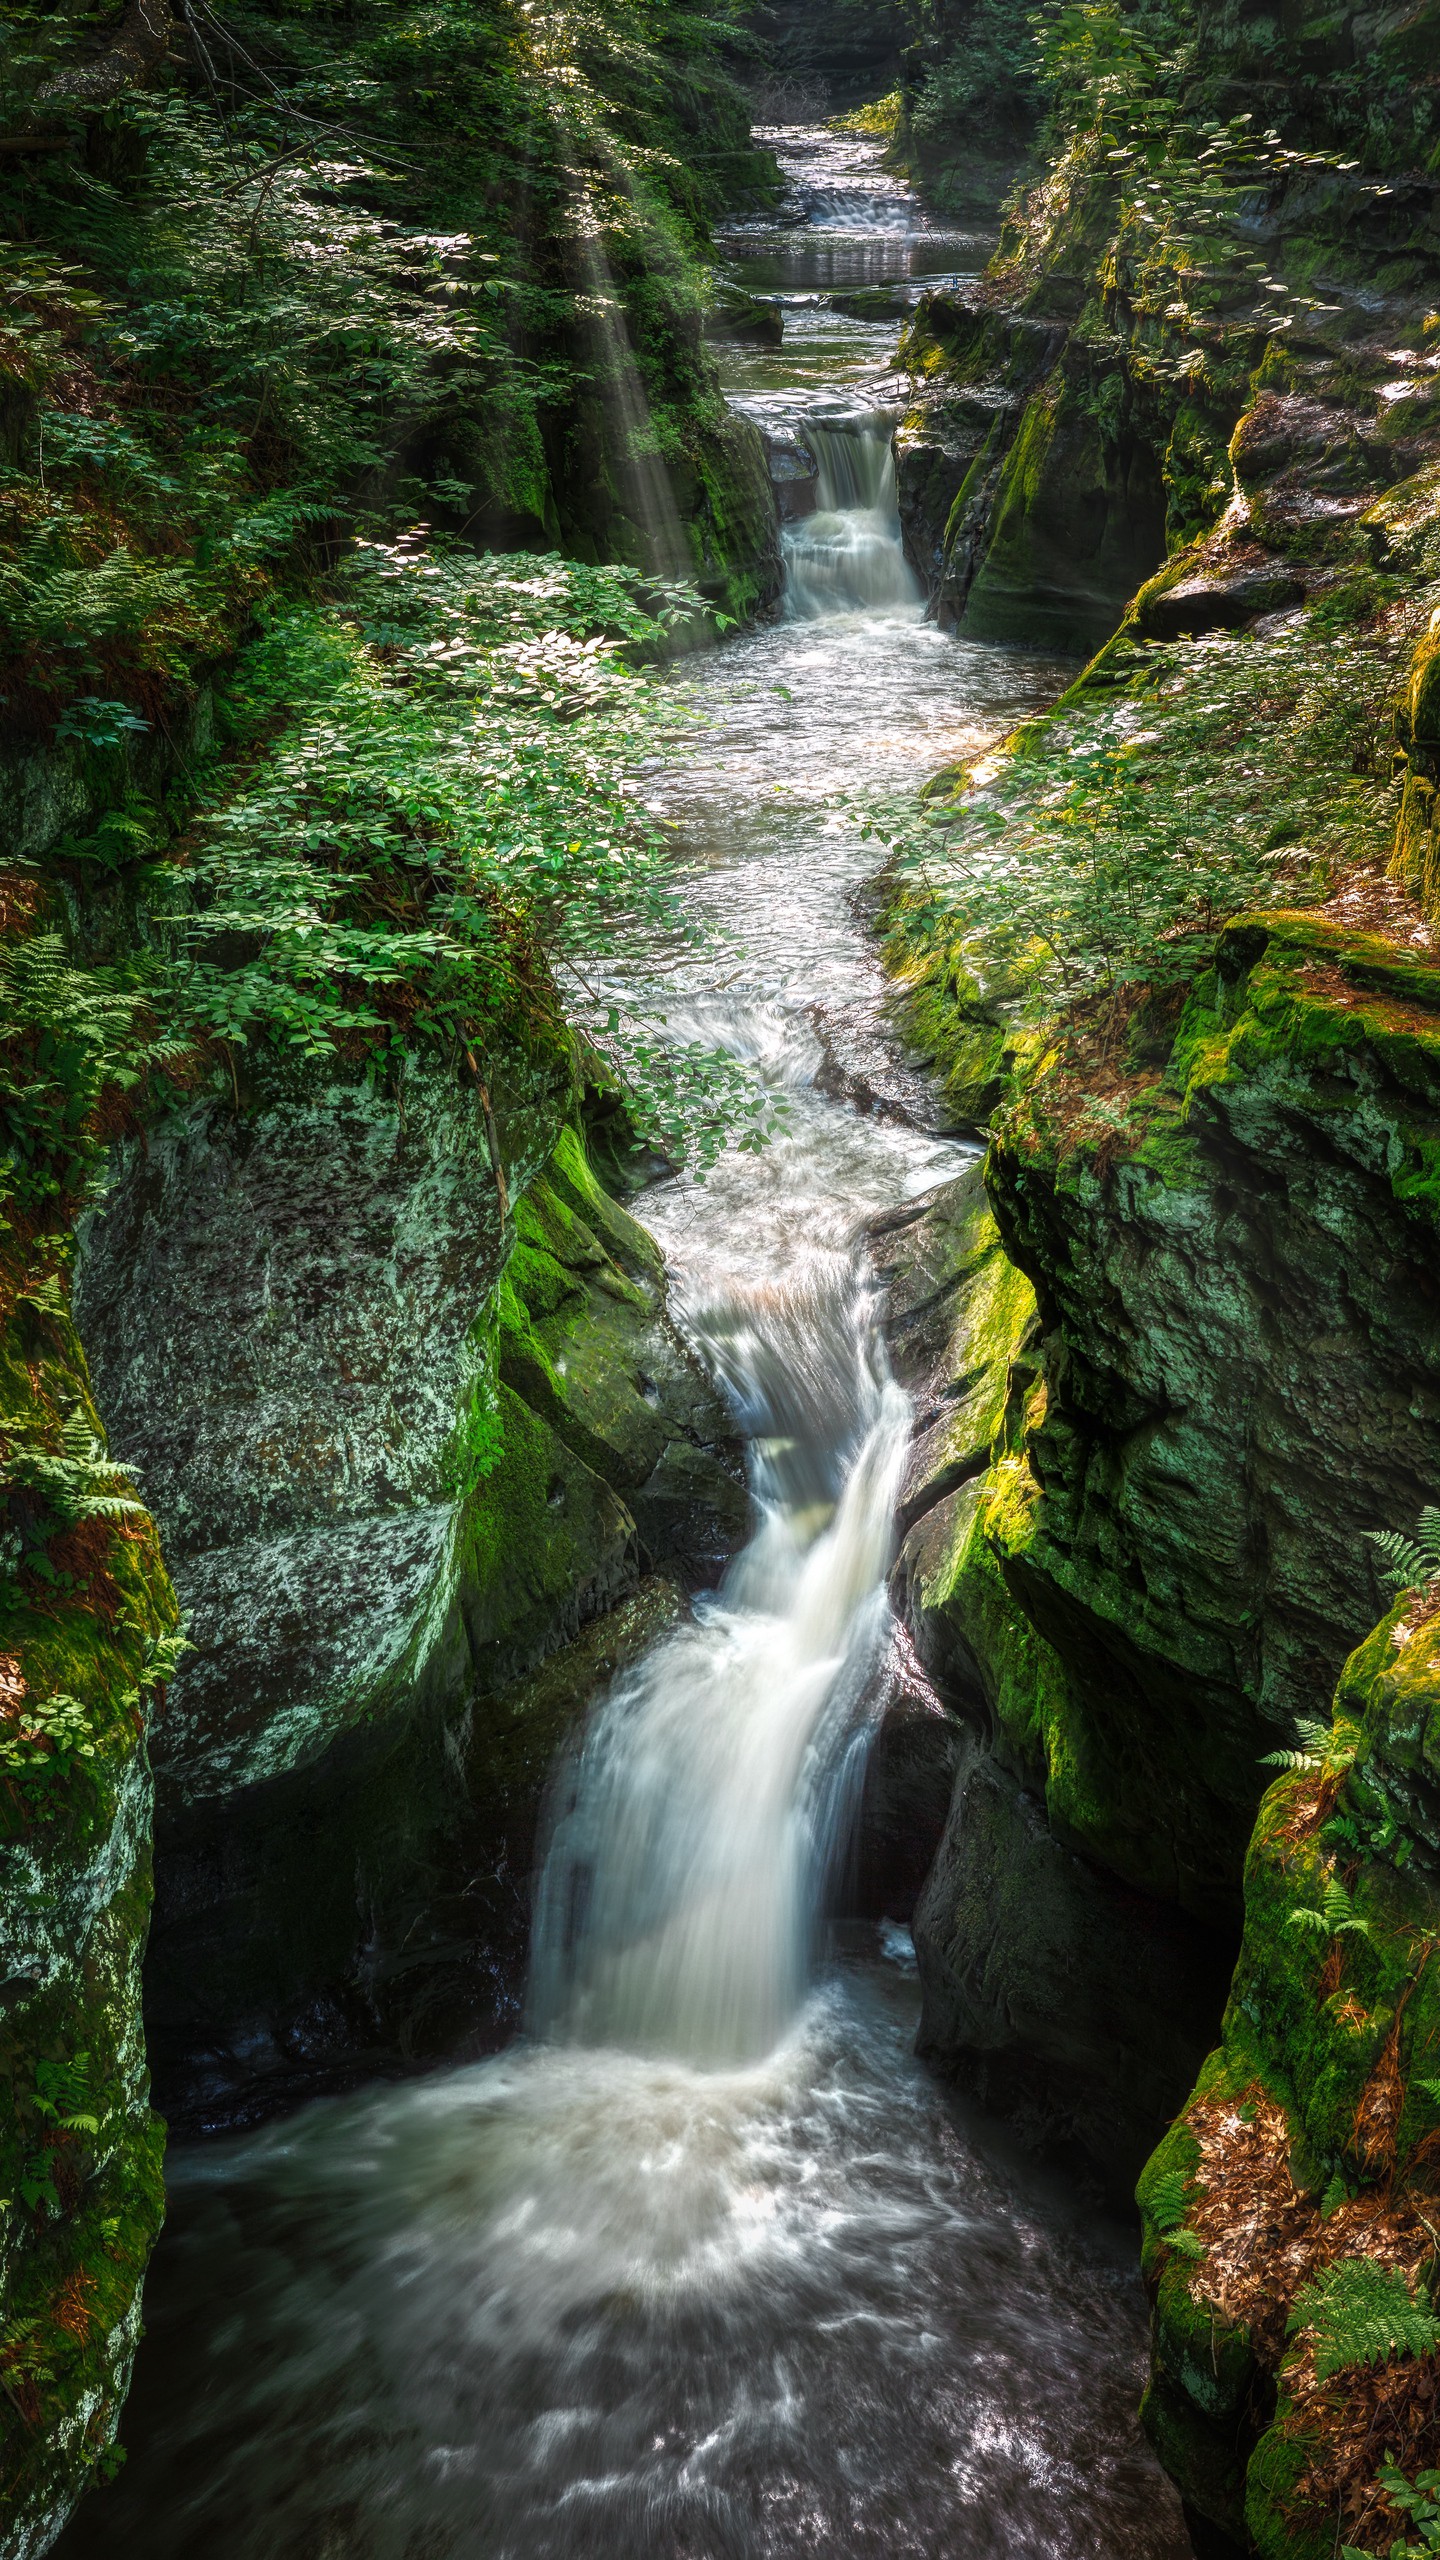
[1187, 2084, 1321, 2361]
[1184, 2080, 1440, 2541]
[39, 1516, 124, 1623]
[1292, 2341, 1440, 2550]
[51, 2270, 96, 2346]
[1273, 1765, 1349, 1850]
[1315, 862, 1436, 954]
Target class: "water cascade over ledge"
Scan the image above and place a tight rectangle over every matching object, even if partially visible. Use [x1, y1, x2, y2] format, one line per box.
[782, 407, 921, 620]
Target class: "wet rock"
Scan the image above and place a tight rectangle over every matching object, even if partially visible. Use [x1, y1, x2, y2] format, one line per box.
[760, 424, 819, 523]
[982, 915, 1440, 1929]
[704, 282, 784, 347]
[146, 1578, 685, 2129]
[871, 1165, 1237, 2183]
[1136, 563, 1306, 640]
[895, 291, 1169, 650]
[827, 285, 912, 323]
[849, 1628, 963, 1923]
[914, 1750, 1235, 2201]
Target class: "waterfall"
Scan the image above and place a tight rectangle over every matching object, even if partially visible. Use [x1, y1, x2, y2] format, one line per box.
[783, 408, 921, 620]
[529, 1257, 912, 2066]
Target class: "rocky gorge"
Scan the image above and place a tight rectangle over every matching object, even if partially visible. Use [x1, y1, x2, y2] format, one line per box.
[4, 2, 1440, 2557]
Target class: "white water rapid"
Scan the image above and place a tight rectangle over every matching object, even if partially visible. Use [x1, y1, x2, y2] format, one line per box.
[66, 125, 1195, 2560]
[783, 406, 920, 618]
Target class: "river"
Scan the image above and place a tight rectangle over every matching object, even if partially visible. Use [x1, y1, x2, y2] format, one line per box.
[63, 128, 1193, 2560]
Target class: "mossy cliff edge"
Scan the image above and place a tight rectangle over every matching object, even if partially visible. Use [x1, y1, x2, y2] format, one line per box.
[876, 4, 1440, 2544]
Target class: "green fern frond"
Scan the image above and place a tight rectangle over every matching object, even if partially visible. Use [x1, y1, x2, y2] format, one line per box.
[1261, 1717, 1334, 1772]
[1289, 2257, 1440, 2382]
[1148, 2170, 1191, 2230]
[1367, 1507, 1440, 1598]
[1324, 1877, 1371, 1936]
[6, 1412, 144, 1532]
[1289, 1879, 1370, 1942]
[1148, 2169, 1205, 2256]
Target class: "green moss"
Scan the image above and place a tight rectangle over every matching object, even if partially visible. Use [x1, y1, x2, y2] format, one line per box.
[883, 894, 1044, 1127]
[1142, 1605, 1440, 2553]
[0, 1253, 176, 2548]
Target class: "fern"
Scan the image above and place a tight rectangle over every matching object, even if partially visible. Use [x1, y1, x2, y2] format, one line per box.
[1261, 1717, 1333, 1773]
[1289, 2258, 1440, 2382]
[1367, 1507, 1440, 1602]
[1288, 1878, 1371, 1942]
[0, 2321, 56, 2409]
[5, 1411, 144, 1533]
[0, 933, 186, 1212]
[1148, 2169, 1208, 2258]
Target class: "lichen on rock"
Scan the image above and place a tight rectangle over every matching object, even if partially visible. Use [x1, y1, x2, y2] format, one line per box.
[0, 1268, 176, 2553]
[69, 1043, 744, 2126]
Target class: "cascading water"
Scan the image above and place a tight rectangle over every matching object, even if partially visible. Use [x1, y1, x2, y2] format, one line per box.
[783, 406, 921, 619]
[530, 1258, 911, 2066]
[66, 123, 1195, 2560]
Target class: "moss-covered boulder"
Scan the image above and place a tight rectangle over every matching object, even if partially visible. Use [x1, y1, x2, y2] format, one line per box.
[981, 914, 1440, 1928]
[0, 1265, 177, 2553]
[74, 1056, 743, 2128]
[1140, 1606, 1440, 2555]
[883, 916, 1440, 2188]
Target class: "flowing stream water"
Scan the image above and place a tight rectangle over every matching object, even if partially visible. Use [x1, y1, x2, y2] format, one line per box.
[68, 130, 1195, 2560]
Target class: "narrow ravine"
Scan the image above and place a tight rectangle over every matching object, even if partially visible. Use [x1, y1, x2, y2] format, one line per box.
[64, 131, 1193, 2560]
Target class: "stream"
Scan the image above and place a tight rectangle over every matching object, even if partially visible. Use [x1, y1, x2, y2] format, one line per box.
[66, 130, 1194, 2560]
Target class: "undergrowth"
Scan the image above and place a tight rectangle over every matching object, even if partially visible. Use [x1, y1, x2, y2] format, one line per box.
[879, 584, 1430, 1016]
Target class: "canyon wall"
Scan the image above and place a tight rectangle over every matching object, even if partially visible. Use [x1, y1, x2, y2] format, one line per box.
[879, 12, 1440, 2544]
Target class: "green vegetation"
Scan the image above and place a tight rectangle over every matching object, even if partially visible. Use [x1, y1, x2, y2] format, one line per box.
[0, 0, 794, 1242]
[882, 586, 1426, 1024]
[1290, 2261, 1440, 2386]
[1369, 1508, 1440, 1612]
[1345, 2464, 1440, 2560]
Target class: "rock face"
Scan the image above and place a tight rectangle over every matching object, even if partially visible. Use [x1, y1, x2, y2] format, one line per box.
[1139, 1607, 1440, 2558]
[984, 916, 1440, 1925]
[75, 1074, 744, 2127]
[886, 916, 1440, 2186]
[0, 1290, 176, 2550]
[704, 283, 784, 347]
[875, 1164, 1238, 2191]
[895, 293, 1170, 654]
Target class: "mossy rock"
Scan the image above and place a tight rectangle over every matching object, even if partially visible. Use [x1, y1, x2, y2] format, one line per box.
[1142, 1610, 1440, 2551]
[0, 1269, 177, 2551]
